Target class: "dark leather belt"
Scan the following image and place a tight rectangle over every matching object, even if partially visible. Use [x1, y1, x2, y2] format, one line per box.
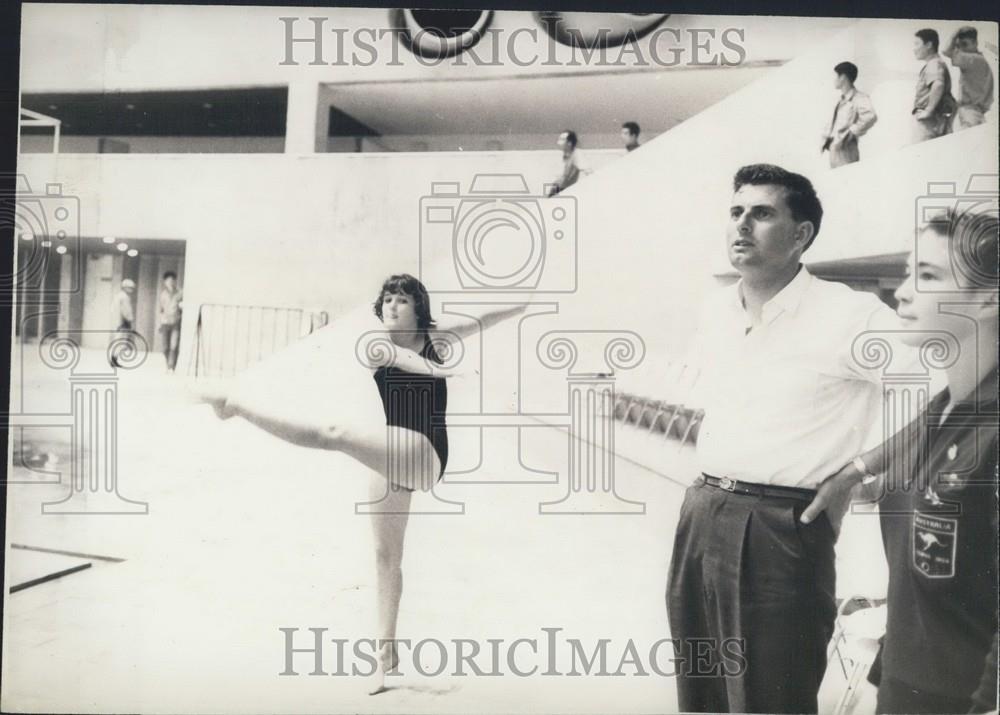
[701, 474, 817, 502]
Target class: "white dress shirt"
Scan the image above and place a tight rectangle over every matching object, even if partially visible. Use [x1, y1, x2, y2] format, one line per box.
[687, 267, 930, 488]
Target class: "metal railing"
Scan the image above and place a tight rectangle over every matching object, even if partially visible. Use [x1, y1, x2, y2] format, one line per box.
[611, 360, 705, 447]
[191, 303, 329, 378]
[613, 391, 704, 446]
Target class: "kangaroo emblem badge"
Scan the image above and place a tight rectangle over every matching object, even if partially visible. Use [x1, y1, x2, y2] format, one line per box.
[913, 512, 957, 578]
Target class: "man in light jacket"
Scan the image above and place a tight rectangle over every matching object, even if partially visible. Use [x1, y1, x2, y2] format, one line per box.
[821, 61, 878, 168]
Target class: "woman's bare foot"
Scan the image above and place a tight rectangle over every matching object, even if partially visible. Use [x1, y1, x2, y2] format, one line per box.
[368, 641, 400, 695]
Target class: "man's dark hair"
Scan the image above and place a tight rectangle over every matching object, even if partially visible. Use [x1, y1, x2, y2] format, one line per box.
[733, 164, 824, 249]
[163, 271, 177, 280]
[834, 61, 858, 84]
[956, 27, 978, 42]
[915, 29, 940, 52]
[622, 122, 640, 137]
[561, 130, 578, 148]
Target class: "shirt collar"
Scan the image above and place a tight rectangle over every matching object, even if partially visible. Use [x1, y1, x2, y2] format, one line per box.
[734, 265, 812, 325]
[841, 87, 857, 101]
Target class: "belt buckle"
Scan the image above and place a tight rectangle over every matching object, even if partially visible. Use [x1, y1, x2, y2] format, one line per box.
[718, 476, 736, 492]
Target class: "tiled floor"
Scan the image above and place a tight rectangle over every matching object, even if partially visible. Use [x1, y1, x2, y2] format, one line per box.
[4, 345, 883, 713]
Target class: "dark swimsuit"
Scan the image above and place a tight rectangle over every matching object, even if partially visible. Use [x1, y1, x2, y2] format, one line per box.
[373, 339, 449, 478]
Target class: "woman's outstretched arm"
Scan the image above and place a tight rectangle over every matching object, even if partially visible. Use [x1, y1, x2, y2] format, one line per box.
[438, 303, 529, 341]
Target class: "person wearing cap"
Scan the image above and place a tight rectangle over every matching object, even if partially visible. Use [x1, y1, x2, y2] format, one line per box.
[110, 279, 136, 368]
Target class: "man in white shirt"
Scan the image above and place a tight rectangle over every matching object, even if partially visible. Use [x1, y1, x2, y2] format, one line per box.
[666, 164, 918, 713]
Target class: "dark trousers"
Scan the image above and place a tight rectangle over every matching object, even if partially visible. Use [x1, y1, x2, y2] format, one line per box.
[666, 478, 837, 713]
[160, 323, 181, 371]
[877, 676, 973, 714]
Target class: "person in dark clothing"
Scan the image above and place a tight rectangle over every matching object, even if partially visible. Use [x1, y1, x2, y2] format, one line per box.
[802, 207, 999, 713]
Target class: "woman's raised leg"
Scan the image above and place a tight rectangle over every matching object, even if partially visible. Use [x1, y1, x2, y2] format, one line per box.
[191, 380, 441, 490]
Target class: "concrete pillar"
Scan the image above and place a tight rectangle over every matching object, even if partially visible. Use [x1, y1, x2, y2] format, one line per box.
[285, 80, 326, 154]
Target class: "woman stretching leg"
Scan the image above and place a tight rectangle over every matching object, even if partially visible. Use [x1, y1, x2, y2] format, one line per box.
[196, 274, 525, 693]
